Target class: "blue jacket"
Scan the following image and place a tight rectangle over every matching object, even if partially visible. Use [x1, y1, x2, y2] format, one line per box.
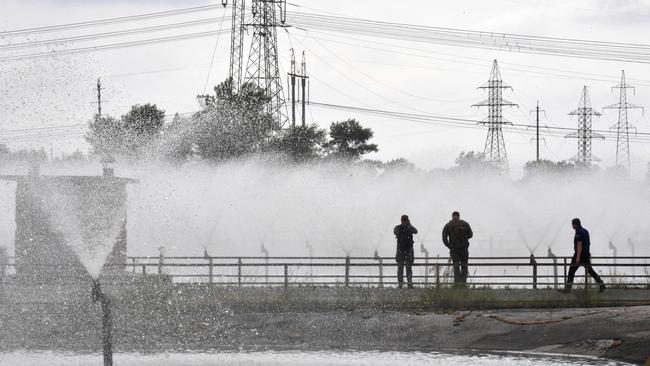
[574, 227, 591, 255]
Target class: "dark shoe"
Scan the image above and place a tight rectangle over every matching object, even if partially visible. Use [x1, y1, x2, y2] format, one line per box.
[558, 288, 571, 294]
[599, 284, 606, 293]
[407, 284, 414, 289]
[398, 283, 403, 289]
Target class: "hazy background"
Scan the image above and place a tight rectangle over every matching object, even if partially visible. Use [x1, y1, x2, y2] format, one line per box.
[2, 160, 648, 259]
[1, 0, 649, 178]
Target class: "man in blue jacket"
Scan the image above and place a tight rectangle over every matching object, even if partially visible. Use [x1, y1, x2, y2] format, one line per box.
[563, 218, 606, 293]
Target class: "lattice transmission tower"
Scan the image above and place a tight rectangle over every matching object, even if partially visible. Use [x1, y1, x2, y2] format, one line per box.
[227, 0, 246, 93]
[565, 86, 603, 167]
[603, 70, 643, 172]
[223, 0, 289, 127]
[472, 60, 517, 174]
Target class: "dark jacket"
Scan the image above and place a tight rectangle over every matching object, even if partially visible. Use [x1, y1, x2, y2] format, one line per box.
[574, 226, 591, 255]
[442, 219, 473, 250]
[394, 224, 418, 251]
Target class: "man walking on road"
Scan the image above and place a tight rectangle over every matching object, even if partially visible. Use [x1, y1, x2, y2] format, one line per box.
[562, 218, 606, 293]
[394, 215, 418, 289]
[442, 211, 473, 286]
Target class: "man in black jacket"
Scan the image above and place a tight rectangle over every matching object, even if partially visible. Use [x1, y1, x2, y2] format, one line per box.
[442, 211, 473, 285]
[394, 215, 418, 288]
[562, 218, 606, 293]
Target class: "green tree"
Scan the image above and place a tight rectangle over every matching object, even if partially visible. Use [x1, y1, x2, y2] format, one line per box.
[324, 119, 378, 161]
[382, 157, 416, 171]
[269, 124, 327, 162]
[86, 115, 123, 158]
[452, 151, 495, 172]
[523, 159, 576, 178]
[161, 113, 195, 161]
[121, 103, 166, 156]
[0, 144, 9, 161]
[86, 103, 165, 159]
[193, 79, 276, 161]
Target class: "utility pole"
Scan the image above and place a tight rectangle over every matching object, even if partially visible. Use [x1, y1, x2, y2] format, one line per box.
[603, 70, 643, 173]
[95, 78, 114, 176]
[565, 86, 603, 167]
[529, 101, 546, 162]
[472, 60, 517, 174]
[300, 51, 308, 127]
[288, 49, 297, 128]
[96, 78, 102, 121]
[287, 50, 309, 128]
[244, 0, 290, 128]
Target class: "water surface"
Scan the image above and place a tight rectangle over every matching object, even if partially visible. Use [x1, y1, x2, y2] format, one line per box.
[0, 350, 631, 366]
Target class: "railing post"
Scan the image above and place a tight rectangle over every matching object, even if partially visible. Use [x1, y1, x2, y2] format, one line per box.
[142, 264, 146, 276]
[157, 254, 164, 274]
[420, 243, 429, 286]
[131, 257, 136, 273]
[434, 255, 441, 289]
[548, 248, 558, 289]
[374, 250, 383, 288]
[530, 254, 537, 289]
[563, 257, 567, 287]
[345, 256, 350, 287]
[207, 257, 213, 284]
[237, 258, 242, 287]
[284, 264, 289, 288]
[377, 257, 383, 288]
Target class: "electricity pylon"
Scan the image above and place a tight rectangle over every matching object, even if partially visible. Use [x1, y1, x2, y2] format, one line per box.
[566, 86, 603, 167]
[227, 0, 246, 93]
[603, 70, 643, 172]
[472, 59, 517, 174]
[244, 0, 289, 128]
[222, 0, 289, 128]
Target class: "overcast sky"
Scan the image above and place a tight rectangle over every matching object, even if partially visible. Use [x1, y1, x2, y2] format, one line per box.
[1, 0, 650, 178]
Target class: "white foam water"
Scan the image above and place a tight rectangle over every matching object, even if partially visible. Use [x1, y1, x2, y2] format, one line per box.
[43, 187, 126, 279]
[0, 350, 631, 366]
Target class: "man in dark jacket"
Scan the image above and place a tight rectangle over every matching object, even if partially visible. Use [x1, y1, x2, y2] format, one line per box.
[442, 211, 473, 285]
[394, 214, 418, 288]
[562, 218, 606, 293]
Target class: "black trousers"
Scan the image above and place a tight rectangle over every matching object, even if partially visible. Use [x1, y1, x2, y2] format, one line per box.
[395, 247, 414, 286]
[566, 253, 604, 287]
[450, 247, 469, 284]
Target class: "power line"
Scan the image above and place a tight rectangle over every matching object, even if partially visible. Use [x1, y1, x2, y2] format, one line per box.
[0, 17, 229, 52]
[308, 101, 650, 143]
[302, 30, 650, 87]
[0, 29, 231, 62]
[288, 11, 650, 64]
[202, 7, 229, 94]
[0, 4, 221, 37]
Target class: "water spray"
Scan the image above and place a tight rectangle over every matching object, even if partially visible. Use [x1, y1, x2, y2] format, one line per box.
[608, 240, 618, 276]
[420, 242, 429, 285]
[305, 241, 313, 281]
[343, 247, 351, 287]
[203, 247, 213, 284]
[547, 247, 558, 289]
[373, 249, 383, 288]
[628, 238, 635, 275]
[260, 242, 269, 285]
[157, 246, 165, 275]
[91, 279, 112, 366]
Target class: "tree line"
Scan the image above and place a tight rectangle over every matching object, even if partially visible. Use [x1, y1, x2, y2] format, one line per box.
[86, 78, 378, 164]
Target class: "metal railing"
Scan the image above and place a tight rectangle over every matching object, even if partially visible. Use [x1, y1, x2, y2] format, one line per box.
[1, 255, 648, 289]
[117, 255, 650, 289]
